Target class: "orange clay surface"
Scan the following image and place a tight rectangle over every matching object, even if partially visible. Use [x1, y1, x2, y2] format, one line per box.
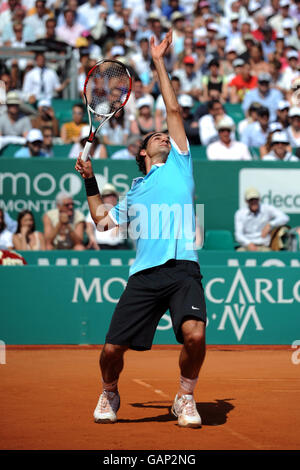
[0, 346, 299, 450]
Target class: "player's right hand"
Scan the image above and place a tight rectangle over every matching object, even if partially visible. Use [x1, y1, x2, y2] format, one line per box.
[75, 153, 94, 179]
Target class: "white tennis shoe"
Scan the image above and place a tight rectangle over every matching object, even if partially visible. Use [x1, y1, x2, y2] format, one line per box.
[171, 394, 202, 428]
[94, 390, 120, 423]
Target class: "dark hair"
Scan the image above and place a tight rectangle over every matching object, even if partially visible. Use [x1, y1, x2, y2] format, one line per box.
[73, 103, 84, 112]
[135, 132, 158, 175]
[0, 208, 6, 233]
[208, 99, 221, 111]
[16, 210, 35, 234]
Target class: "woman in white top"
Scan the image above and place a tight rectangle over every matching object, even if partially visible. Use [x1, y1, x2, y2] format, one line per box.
[286, 107, 300, 147]
[13, 210, 46, 251]
[0, 209, 13, 250]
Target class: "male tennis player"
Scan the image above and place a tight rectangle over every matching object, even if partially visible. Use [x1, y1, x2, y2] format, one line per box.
[75, 30, 207, 428]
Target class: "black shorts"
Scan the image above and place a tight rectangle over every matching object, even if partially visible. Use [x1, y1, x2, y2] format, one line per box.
[105, 260, 207, 351]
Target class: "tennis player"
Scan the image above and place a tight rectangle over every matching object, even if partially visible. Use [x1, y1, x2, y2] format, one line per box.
[75, 30, 207, 428]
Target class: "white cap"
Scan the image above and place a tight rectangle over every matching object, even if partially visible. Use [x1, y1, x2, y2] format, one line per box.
[269, 122, 283, 133]
[26, 128, 43, 142]
[282, 18, 294, 29]
[289, 106, 300, 117]
[279, 0, 290, 7]
[101, 183, 118, 197]
[111, 45, 125, 56]
[225, 44, 237, 53]
[178, 94, 194, 108]
[80, 125, 90, 140]
[230, 13, 240, 21]
[286, 50, 298, 60]
[216, 115, 235, 130]
[38, 98, 51, 108]
[277, 99, 290, 110]
[271, 131, 289, 144]
[206, 22, 218, 32]
[136, 96, 153, 109]
[245, 187, 260, 200]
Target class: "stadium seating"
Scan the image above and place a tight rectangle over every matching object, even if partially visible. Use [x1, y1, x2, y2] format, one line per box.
[203, 229, 236, 250]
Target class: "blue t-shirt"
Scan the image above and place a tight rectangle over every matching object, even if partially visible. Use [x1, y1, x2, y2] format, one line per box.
[109, 138, 199, 276]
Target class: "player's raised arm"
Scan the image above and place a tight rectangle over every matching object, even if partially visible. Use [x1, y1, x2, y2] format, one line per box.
[150, 30, 188, 152]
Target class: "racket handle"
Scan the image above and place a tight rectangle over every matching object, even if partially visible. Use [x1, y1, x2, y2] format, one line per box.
[81, 141, 93, 161]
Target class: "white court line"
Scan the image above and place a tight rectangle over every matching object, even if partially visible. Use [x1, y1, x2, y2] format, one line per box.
[222, 426, 266, 450]
[133, 379, 170, 398]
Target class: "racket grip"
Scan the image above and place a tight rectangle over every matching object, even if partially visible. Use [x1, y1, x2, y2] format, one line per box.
[81, 141, 93, 161]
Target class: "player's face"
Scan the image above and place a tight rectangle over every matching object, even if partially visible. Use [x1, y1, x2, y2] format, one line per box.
[146, 133, 171, 161]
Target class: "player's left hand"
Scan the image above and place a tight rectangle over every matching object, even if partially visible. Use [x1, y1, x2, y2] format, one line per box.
[75, 153, 94, 179]
[150, 29, 172, 61]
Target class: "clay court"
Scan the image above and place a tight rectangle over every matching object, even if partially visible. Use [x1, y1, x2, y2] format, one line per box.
[0, 345, 299, 451]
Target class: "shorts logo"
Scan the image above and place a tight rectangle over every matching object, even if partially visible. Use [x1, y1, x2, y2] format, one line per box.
[192, 306, 200, 310]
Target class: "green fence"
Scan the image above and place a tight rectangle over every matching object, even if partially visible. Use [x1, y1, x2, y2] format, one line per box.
[1, 159, 300, 234]
[1, 265, 299, 345]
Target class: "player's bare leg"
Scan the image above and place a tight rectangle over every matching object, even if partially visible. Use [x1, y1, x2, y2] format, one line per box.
[94, 344, 128, 424]
[172, 319, 206, 428]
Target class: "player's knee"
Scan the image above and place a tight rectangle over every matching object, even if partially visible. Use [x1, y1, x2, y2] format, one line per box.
[183, 327, 205, 351]
[102, 343, 127, 361]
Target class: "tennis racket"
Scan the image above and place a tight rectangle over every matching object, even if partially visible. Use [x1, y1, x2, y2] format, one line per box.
[81, 59, 132, 161]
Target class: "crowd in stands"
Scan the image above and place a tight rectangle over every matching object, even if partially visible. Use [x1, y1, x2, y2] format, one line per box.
[0, 0, 300, 252]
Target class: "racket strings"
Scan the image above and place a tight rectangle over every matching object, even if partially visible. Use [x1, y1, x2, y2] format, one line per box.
[86, 62, 130, 117]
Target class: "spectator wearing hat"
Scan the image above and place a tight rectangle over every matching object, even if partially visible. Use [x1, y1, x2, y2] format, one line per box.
[22, 51, 70, 104]
[276, 100, 290, 129]
[286, 107, 300, 147]
[177, 94, 200, 145]
[130, 0, 161, 30]
[85, 183, 130, 250]
[259, 121, 285, 157]
[55, 8, 85, 46]
[172, 55, 202, 100]
[31, 99, 59, 137]
[14, 128, 46, 158]
[68, 124, 107, 159]
[229, 61, 258, 103]
[205, 22, 219, 55]
[238, 34, 256, 64]
[234, 187, 290, 252]
[202, 57, 228, 103]
[0, 91, 32, 137]
[170, 11, 186, 56]
[241, 106, 271, 148]
[242, 72, 283, 122]
[269, 0, 297, 34]
[262, 131, 298, 161]
[130, 96, 156, 137]
[206, 116, 252, 161]
[60, 103, 86, 144]
[278, 50, 300, 92]
[110, 135, 142, 160]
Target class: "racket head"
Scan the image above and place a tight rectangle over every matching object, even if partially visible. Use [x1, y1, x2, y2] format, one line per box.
[83, 59, 132, 119]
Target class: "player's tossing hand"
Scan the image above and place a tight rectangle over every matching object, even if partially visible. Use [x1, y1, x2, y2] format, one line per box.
[75, 153, 94, 179]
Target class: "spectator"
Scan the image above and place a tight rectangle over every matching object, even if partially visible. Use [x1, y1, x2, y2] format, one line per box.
[262, 131, 299, 161]
[278, 50, 300, 93]
[269, 0, 297, 33]
[2, 210, 17, 234]
[286, 107, 300, 147]
[110, 135, 142, 160]
[0, 0, 20, 38]
[106, 0, 125, 32]
[276, 100, 290, 129]
[242, 72, 283, 122]
[24, 0, 53, 40]
[30, 98, 59, 137]
[22, 51, 70, 104]
[259, 121, 284, 158]
[0, 208, 13, 250]
[229, 60, 258, 103]
[0, 91, 32, 137]
[261, 24, 276, 61]
[14, 128, 46, 158]
[198, 99, 228, 146]
[237, 101, 261, 137]
[43, 191, 85, 250]
[241, 106, 270, 148]
[101, 107, 130, 145]
[154, 75, 181, 132]
[125, 77, 154, 124]
[235, 187, 290, 252]
[60, 103, 86, 144]
[85, 183, 130, 250]
[172, 55, 202, 101]
[77, 0, 107, 31]
[129, 37, 151, 84]
[55, 7, 85, 47]
[130, 96, 156, 137]
[248, 43, 271, 75]
[68, 124, 107, 159]
[162, 0, 185, 20]
[206, 116, 252, 161]
[202, 57, 228, 103]
[41, 126, 54, 157]
[130, 0, 161, 29]
[12, 209, 46, 251]
[177, 94, 201, 145]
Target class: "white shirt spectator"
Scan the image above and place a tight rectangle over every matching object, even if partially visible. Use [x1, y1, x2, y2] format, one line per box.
[206, 139, 252, 160]
[0, 228, 13, 250]
[86, 212, 126, 246]
[77, 1, 106, 30]
[235, 203, 289, 247]
[199, 113, 233, 146]
[262, 151, 299, 161]
[22, 66, 60, 102]
[110, 148, 135, 160]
